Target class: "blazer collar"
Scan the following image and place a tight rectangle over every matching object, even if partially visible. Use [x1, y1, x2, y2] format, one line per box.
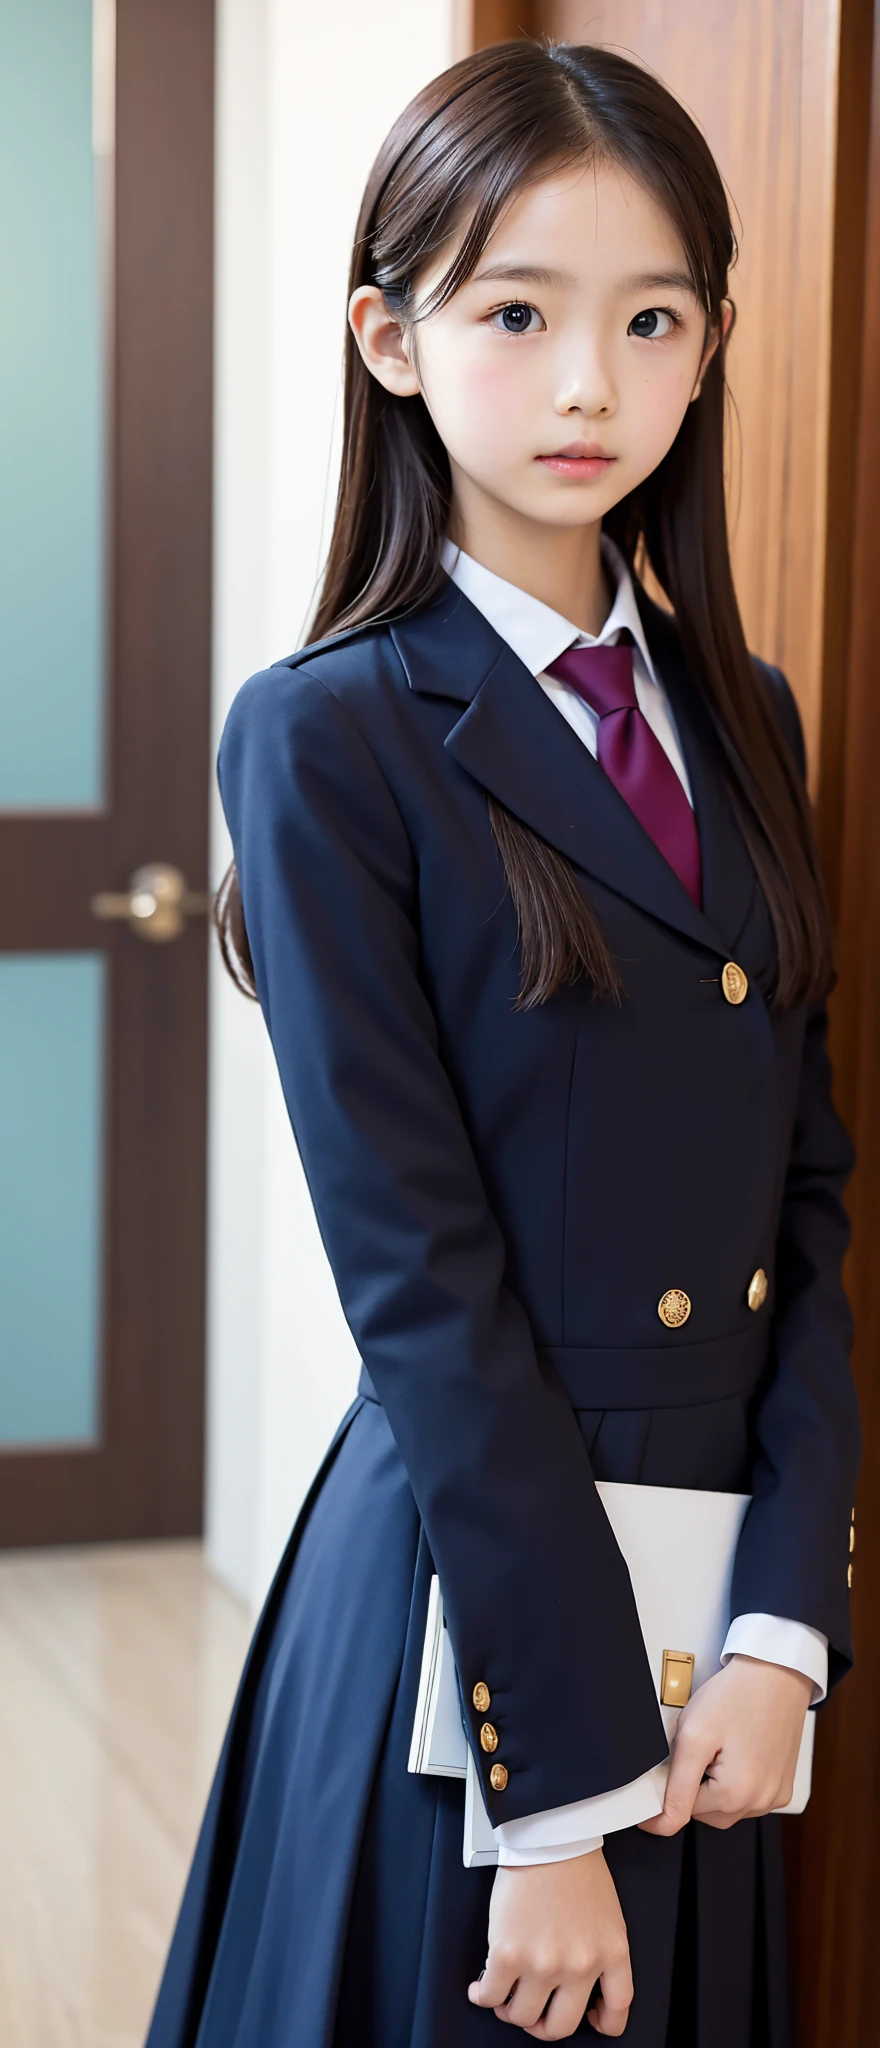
[391, 576, 756, 958]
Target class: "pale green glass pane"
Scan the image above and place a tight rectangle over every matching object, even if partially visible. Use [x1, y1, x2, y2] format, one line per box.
[0, 955, 105, 1444]
[0, 0, 106, 806]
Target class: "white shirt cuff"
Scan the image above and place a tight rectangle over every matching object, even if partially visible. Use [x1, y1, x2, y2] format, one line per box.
[721, 1612, 828, 1704]
[492, 1760, 668, 1865]
[496, 1833, 605, 1866]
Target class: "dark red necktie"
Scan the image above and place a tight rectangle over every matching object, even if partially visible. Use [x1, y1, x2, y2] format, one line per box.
[545, 630, 702, 906]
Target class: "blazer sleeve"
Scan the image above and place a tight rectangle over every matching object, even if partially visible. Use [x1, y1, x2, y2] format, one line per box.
[217, 658, 668, 1823]
[729, 665, 861, 1689]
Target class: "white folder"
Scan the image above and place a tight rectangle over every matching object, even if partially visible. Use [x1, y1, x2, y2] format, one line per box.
[408, 1481, 816, 1868]
[407, 1574, 468, 1779]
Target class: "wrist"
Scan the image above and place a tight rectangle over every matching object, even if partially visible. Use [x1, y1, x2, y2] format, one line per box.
[494, 1847, 609, 1894]
[730, 1652, 813, 1702]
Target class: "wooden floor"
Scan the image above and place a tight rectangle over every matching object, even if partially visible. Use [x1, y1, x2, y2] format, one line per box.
[0, 1542, 252, 2048]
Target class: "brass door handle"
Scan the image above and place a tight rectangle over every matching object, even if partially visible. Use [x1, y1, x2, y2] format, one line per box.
[90, 863, 212, 943]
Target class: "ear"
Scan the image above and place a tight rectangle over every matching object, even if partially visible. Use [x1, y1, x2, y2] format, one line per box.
[689, 297, 735, 403]
[348, 286, 420, 398]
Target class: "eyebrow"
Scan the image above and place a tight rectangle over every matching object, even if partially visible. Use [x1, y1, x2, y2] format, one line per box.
[616, 269, 698, 296]
[471, 262, 698, 297]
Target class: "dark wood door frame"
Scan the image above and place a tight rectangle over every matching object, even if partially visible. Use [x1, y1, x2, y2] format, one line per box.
[0, 0, 214, 1545]
[788, 2, 880, 2038]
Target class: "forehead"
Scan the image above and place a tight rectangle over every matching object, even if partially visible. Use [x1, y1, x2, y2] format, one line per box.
[473, 159, 693, 287]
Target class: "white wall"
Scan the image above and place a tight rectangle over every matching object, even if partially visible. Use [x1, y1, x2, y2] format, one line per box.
[206, 0, 454, 1610]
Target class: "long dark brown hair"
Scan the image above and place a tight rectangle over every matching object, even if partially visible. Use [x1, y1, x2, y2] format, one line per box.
[215, 38, 833, 1011]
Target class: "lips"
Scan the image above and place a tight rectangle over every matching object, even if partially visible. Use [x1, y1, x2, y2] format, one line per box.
[546, 444, 612, 459]
[536, 446, 616, 478]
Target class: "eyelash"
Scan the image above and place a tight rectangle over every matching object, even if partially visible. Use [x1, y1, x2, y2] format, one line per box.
[488, 300, 686, 339]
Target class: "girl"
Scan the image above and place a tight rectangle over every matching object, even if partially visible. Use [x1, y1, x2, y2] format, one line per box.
[146, 40, 859, 2048]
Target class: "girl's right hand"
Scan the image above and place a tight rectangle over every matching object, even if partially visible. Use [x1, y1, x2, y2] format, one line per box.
[467, 1849, 633, 2038]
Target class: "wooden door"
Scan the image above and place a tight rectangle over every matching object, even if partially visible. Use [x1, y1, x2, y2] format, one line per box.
[0, 0, 214, 1545]
[457, 3, 880, 2039]
[790, 8, 880, 2032]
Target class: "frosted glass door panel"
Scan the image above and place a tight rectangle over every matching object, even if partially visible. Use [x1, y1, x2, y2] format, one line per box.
[0, 956, 105, 1445]
[0, 0, 108, 806]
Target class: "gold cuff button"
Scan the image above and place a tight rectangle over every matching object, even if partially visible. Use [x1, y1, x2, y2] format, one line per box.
[472, 1681, 491, 1713]
[849, 1524, 855, 1553]
[489, 1762, 509, 1792]
[848, 1561, 853, 1588]
[658, 1288, 692, 1329]
[747, 1268, 768, 1312]
[721, 961, 749, 1005]
[480, 1721, 499, 1753]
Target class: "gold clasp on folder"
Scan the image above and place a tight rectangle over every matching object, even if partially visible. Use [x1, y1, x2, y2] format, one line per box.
[660, 1650, 695, 1707]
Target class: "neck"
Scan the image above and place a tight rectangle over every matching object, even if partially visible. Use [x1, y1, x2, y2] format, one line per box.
[446, 488, 613, 636]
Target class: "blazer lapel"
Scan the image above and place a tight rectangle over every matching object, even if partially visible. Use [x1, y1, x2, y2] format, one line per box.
[392, 577, 754, 958]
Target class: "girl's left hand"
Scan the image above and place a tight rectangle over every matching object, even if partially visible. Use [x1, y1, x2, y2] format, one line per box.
[638, 1654, 813, 1835]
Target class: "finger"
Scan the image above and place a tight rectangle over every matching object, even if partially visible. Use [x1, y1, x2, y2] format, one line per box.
[693, 1773, 791, 1824]
[642, 1731, 714, 1836]
[468, 1955, 517, 2008]
[691, 1779, 735, 1819]
[692, 1772, 777, 1826]
[692, 1794, 772, 1829]
[691, 1779, 767, 1829]
[522, 1983, 593, 2039]
[587, 1989, 631, 2037]
[591, 1952, 633, 2035]
[501, 1974, 558, 2029]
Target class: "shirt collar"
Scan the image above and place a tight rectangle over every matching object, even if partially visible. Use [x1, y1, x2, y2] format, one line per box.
[439, 532, 660, 689]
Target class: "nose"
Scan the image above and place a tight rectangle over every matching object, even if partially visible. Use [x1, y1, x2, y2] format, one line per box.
[554, 337, 617, 419]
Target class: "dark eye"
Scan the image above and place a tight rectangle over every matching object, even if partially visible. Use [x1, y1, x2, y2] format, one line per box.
[628, 308, 677, 340]
[491, 301, 543, 335]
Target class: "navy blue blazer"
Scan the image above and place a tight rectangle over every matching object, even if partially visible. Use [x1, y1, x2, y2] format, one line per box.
[217, 574, 860, 1828]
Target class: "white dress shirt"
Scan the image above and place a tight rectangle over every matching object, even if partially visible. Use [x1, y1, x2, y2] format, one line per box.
[440, 535, 828, 1865]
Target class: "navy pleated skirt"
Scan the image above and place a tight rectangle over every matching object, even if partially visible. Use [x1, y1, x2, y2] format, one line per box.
[145, 1388, 791, 2048]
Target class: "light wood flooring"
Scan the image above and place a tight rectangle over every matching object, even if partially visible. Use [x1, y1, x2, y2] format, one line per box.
[0, 1542, 252, 2048]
